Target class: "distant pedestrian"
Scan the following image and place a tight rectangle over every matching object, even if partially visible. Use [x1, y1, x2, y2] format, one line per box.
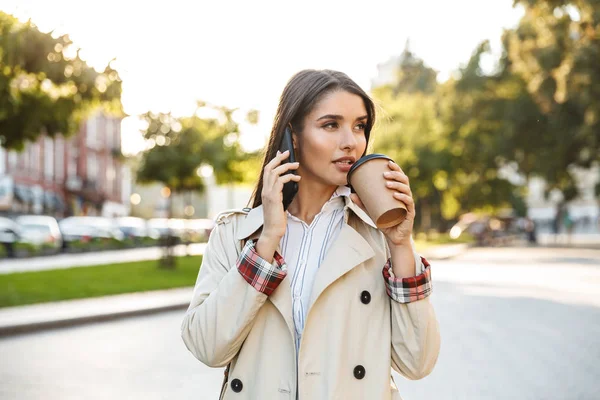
[181, 70, 440, 399]
[525, 217, 537, 244]
[553, 204, 563, 244]
[563, 208, 574, 245]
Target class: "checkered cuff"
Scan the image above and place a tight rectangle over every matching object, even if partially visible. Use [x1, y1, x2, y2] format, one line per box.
[237, 239, 287, 296]
[382, 257, 432, 304]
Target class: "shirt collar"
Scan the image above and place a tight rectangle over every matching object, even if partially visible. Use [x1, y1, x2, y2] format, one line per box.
[236, 186, 377, 241]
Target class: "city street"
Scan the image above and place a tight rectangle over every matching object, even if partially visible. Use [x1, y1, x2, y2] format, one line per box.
[1, 247, 599, 399]
[0, 243, 207, 274]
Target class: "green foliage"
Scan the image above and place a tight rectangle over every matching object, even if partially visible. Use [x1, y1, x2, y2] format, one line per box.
[372, 0, 600, 232]
[0, 12, 122, 150]
[0, 256, 202, 307]
[504, 0, 600, 196]
[372, 43, 519, 230]
[136, 105, 257, 196]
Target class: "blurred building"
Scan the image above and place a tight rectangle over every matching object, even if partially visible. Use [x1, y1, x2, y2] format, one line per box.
[129, 183, 208, 219]
[525, 166, 600, 233]
[371, 55, 401, 88]
[128, 171, 253, 220]
[0, 111, 131, 218]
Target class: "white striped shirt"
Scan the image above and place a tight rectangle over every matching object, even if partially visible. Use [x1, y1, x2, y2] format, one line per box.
[279, 186, 350, 353]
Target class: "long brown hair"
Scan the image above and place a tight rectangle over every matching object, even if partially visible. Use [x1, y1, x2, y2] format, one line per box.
[249, 69, 376, 208]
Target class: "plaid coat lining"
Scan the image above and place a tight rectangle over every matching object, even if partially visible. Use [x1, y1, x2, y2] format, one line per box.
[382, 257, 432, 303]
[238, 239, 432, 303]
[237, 239, 287, 296]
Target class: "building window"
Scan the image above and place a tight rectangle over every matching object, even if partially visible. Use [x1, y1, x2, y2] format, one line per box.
[21, 146, 29, 172]
[68, 140, 77, 179]
[86, 115, 98, 149]
[30, 144, 40, 178]
[55, 137, 64, 182]
[106, 162, 115, 195]
[107, 118, 115, 149]
[87, 152, 98, 182]
[44, 137, 54, 181]
[0, 147, 5, 175]
[8, 151, 17, 172]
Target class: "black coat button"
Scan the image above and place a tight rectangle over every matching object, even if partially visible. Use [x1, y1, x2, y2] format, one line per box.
[354, 365, 366, 380]
[360, 290, 371, 304]
[231, 378, 243, 393]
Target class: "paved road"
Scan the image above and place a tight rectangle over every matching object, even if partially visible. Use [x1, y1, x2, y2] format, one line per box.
[1, 247, 599, 399]
[0, 243, 207, 274]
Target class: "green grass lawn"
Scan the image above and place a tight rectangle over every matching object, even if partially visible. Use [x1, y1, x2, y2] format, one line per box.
[0, 256, 203, 308]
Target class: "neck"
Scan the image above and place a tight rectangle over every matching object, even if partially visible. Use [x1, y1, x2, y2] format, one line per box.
[287, 180, 337, 225]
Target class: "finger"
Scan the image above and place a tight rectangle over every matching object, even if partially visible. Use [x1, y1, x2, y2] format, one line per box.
[386, 180, 412, 196]
[272, 161, 299, 176]
[275, 173, 301, 187]
[393, 192, 415, 215]
[387, 160, 403, 173]
[263, 150, 291, 189]
[265, 150, 290, 171]
[383, 170, 408, 184]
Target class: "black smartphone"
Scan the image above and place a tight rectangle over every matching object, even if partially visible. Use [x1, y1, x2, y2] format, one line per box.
[279, 127, 298, 210]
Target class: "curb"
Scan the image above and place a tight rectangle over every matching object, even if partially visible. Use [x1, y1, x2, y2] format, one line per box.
[0, 302, 190, 337]
[0, 243, 473, 338]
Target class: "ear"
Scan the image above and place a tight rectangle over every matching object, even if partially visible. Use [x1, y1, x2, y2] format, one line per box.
[292, 131, 298, 150]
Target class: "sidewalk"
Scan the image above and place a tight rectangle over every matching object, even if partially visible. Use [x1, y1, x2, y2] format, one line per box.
[419, 243, 471, 260]
[0, 243, 207, 274]
[0, 287, 193, 336]
[0, 243, 470, 337]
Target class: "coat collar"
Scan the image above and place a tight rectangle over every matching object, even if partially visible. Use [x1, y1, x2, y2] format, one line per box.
[235, 194, 377, 241]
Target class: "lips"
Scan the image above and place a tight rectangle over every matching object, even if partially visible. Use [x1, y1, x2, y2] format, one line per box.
[332, 157, 356, 165]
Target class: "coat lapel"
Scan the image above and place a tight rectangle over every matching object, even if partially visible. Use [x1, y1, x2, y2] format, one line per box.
[234, 198, 378, 336]
[268, 274, 295, 337]
[308, 221, 375, 311]
[235, 205, 295, 337]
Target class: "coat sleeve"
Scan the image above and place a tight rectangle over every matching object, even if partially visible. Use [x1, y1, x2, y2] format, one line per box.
[180, 221, 286, 368]
[386, 238, 441, 380]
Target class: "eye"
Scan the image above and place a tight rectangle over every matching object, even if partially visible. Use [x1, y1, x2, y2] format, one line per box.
[322, 121, 338, 129]
[355, 123, 367, 131]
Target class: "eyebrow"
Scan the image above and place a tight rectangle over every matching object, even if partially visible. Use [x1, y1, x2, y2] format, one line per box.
[316, 114, 369, 121]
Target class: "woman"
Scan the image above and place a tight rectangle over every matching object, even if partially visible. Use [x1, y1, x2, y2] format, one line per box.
[181, 69, 440, 399]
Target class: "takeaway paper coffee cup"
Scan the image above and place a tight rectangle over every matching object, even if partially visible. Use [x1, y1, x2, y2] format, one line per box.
[347, 154, 408, 229]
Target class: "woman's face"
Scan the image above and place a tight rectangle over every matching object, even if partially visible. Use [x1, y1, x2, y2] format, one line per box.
[294, 90, 368, 188]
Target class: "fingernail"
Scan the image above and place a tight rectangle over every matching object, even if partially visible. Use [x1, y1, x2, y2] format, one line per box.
[383, 171, 391, 177]
[386, 181, 393, 187]
[277, 150, 280, 155]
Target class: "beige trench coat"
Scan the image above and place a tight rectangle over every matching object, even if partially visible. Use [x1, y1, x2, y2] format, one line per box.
[181, 197, 440, 399]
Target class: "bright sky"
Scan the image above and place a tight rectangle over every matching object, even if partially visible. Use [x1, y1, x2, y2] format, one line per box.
[1, 0, 523, 154]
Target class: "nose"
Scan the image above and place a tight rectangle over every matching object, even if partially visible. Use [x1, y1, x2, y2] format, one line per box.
[339, 126, 357, 151]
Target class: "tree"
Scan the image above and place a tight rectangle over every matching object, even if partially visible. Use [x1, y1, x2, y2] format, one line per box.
[502, 0, 600, 200]
[372, 44, 521, 233]
[136, 104, 256, 267]
[0, 12, 122, 150]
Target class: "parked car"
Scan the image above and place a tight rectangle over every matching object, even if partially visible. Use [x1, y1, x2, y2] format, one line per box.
[147, 218, 186, 244]
[59, 216, 125, 251]
[116, 217, 159, 246]
[15, 215, 63, 254]
[184, 218, 215, 243]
